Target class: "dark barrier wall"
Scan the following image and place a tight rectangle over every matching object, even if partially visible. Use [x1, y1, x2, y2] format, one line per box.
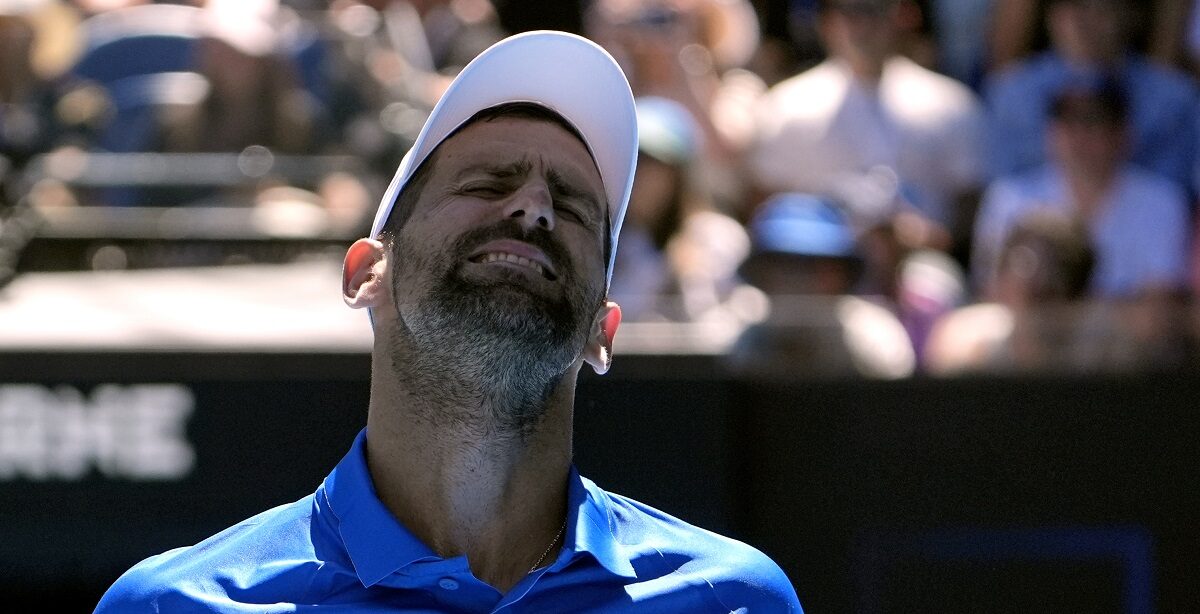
[731, 376, 1200, 613]
[2, 351, 1198, 612]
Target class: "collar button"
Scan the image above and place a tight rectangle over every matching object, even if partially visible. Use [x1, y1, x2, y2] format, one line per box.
[437, 578, 460, 591]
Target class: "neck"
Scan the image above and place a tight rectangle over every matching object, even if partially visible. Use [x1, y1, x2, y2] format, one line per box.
[363, 335, 576, 592]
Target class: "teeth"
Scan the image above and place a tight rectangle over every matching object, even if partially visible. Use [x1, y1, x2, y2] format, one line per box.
[479, 252, 545, 276]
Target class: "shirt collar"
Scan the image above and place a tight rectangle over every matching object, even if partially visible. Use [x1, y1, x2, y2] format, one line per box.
[320, 429, 637, 586]
[320, 429, 439, 587]
[559, 466, 638, 579]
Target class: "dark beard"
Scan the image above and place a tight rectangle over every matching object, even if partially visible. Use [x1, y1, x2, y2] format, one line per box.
[391, 219, 602, 436]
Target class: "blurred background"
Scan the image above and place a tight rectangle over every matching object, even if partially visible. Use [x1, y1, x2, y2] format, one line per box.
[1, 0, 1199, 611]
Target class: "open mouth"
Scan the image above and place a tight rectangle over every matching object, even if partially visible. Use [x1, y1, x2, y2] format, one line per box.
[468, 251, 558, 281]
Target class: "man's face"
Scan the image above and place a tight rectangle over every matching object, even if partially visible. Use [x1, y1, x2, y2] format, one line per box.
[388, 116, 609, 383]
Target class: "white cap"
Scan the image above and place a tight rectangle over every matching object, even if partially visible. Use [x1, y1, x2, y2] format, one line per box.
[369, 30, 638, 286]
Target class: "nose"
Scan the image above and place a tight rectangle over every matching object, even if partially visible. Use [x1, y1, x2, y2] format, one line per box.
[502, 181, 555, 232]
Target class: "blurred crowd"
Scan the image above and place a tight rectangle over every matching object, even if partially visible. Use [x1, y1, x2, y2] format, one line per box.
[2, 0, 1200, 375]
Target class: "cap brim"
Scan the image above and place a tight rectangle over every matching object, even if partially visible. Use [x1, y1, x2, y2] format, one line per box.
[369, 31, 637, 283]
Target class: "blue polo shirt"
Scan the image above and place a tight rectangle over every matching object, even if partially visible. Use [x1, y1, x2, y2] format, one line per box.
[96, 430, 802, 612]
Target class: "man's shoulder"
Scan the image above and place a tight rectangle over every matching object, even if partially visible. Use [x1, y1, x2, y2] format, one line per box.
[601, 489, 803, 612]
[96, 495, 322, 613]
[884, 56, 981, 109]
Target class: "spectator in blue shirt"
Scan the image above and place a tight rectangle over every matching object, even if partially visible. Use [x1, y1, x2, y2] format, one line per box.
[95, 31, 802, 613]
[974, 78, 1191, 298]
[985, 0, 1200, 195]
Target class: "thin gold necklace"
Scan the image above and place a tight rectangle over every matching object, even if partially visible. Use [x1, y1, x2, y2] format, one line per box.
[529, 519, 567, 572]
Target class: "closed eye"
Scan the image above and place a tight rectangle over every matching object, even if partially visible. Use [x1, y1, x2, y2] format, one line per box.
[547, 170, 602, 229]
[461, 183, 509, 198]
[554, 202, 585, 223]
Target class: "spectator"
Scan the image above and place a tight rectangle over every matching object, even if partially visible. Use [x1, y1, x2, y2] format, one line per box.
[989, 211, 1095, 310]
[931, 208, 1194, 373]
[608, 96, 751, 321]
[738, 193, 862, 296]
[748, 0, 985, 234]
[729, 192, 917, 379]
[926, 210, 1096, 373]
[973, 79, 1191, 298]
[984, 0, 1200, 195]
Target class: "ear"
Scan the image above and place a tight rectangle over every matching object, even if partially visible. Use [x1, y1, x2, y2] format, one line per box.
[583, 301, 622, 375]
[343, 238, 388, 309]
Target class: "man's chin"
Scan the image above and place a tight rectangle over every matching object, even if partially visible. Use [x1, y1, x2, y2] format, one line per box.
[481, 290, 561, 333]
[434, 280, 559, 332]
